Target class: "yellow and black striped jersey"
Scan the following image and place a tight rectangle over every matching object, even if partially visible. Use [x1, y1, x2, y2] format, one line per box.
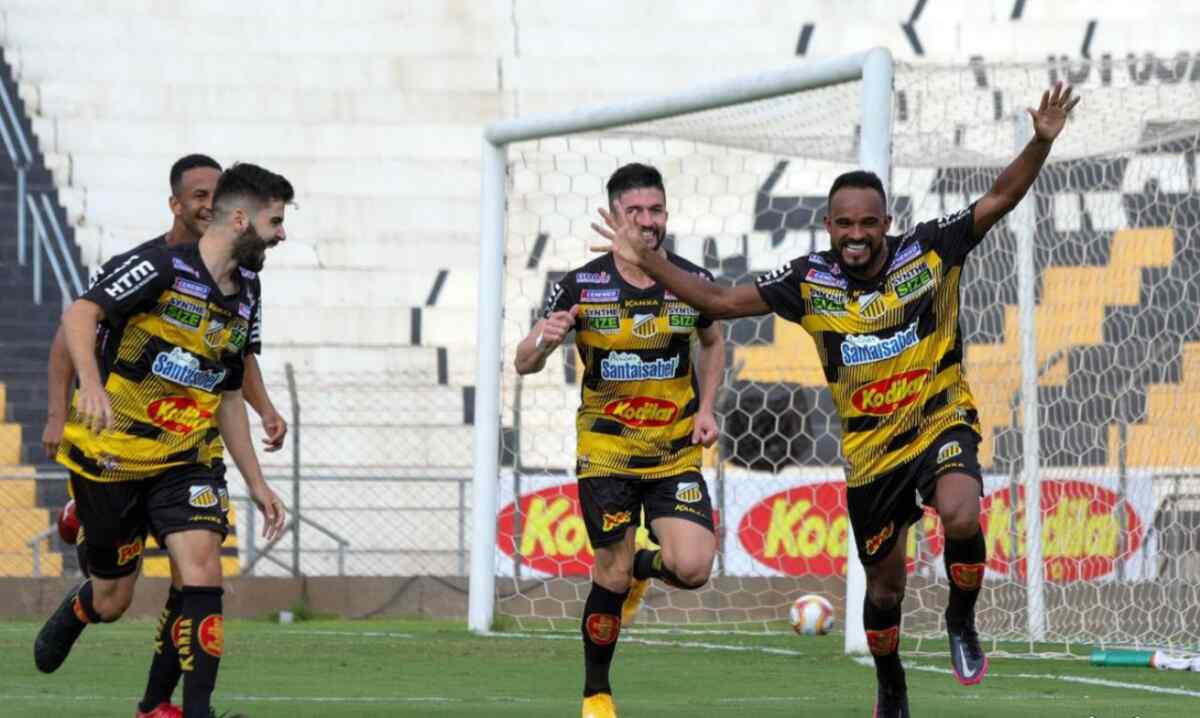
[755, 204, 983, 487]
[545, 252, 714, 480]
[58, 243, 259, 482]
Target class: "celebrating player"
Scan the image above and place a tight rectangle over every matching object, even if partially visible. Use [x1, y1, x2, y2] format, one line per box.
[40, 153, 288, 718]
[33, 163, 293, 718]
[515, 163, 724, 718]
[593, 84, 1079, 717]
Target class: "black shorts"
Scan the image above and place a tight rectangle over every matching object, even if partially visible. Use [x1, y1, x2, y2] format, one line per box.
[69, 464, 231, 579]
[847, 426, 982, 566]
[578, 472, 715, 548]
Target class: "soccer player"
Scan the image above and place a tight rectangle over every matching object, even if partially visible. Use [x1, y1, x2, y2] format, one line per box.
[40, 154, 288, 718]
[515, 163, 724, 718]
[33, 163, 293, 718]
[593, 84, 1079, 717]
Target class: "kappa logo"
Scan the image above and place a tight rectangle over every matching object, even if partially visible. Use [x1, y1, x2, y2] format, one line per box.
[601, 511, 632, 532]
[758, 263, 793, 287]
[937, 441, 963, 464]
[103, 259, 157, 300]
[840, 322, 919, 366]
[576, 271, 611, 284]
[586, 613, 621, 645]
[116, 537, 144, 566]
[938, 207, 971, 229]
[173, 277, 210, 300]
[864, 521, 895, 556]
[631, 312, 657, 339]
[188, 485, 219, 509]
[675, 481, 702, 504]
[152, 347, 226, 392]
[581, 288, 620, 303]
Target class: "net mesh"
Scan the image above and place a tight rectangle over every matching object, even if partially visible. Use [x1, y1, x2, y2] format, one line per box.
[494, 60, 1200, 654]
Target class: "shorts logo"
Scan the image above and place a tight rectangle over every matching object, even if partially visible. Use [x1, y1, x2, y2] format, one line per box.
[866, 626, 899, 656]
[152, 347, 226, 392]
[949, 562, 985, 591]
[631, 313, 657, 338]
[586, 613, 621, 645]
[599, 352, 679, 381]
[581, 288, 620, 303]
[189, 485, 219, 509]
[805, 268, 848, 289]
[603, 396, 678, 427]
[864, 521, 895, 556]
[163, 297, 205, 329]
[840, 322, 919, 366]
[576, 271, 611, 284]
[851, 370, 929, 416]
[585, 307, 620, 334]
[937, 441, 962, 464]
[103, 259, 157, 300]
[198, 614, 224, 657]
[674, 503, 707, 518]
[675, 481, 702, 504]
[601, 511, 632, 532]
[172, 277, 210, 300]
[116, 537, 144, 566]
[147, 396, 213, 435]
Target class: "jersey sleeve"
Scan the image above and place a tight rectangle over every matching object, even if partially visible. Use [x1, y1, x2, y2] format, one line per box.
[541, 274, 580, 329]
[913, 202, 981, 265]
[247, 275, 263, 356]
[754, 257, 808, 324]
[81, 248, 174, 324]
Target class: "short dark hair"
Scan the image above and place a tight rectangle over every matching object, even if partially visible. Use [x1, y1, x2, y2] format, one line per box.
[212, 162, 295, 218]
[169, 153, 222, 196]
[606, 163, 665, 208]
[827, 170, 887, 210]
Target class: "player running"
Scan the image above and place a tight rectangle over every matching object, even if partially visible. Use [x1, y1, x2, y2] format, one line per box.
[592, 84, 1079, 717]
[515, 163, 724, 718]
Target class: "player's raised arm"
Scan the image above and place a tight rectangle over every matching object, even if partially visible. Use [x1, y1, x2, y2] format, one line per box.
[591, 206, 769, 320]
[972, 81, 1080, 240]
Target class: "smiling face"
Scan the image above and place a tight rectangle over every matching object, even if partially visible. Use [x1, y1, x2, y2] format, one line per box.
[231, 199, 287, 272]
[613, 186, 668, 251]
[824, 186, 892, 279]
[170, 166, 221, 241]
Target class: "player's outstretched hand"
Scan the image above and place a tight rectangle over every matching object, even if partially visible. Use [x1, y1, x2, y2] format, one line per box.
[42, 415, 65, 458]
[537, 304, 579, 353]
[260, 408, 288, 453]
[76, 383, 114, 434]
[591, 206, 651, 267]
[251, 484, 288, 541]
[692, 410, 719, 448]
[1029, 81, 1079, 143]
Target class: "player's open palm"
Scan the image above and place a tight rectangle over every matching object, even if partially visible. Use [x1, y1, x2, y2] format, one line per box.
[591, 206, 649, 267]
[540, 304, 579, 351]
[1029, 81, 1079, 142]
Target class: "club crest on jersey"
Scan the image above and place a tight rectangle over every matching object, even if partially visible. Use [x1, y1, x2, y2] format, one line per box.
[675, 481, 702, 504]
[581, 288, 620, 303]
[575, 271, 610, 284]
[152, 347, 226, 392]
[631, 312, 657, 338]
[204, 318, 226, 349]
[600, 352, 679, 381]
[172, 257, 200, 277]
[937, 441, 962, 464]
[805, 268, 848, 289]
[173, 277, 210, 300]
[840, 322, 919, 366]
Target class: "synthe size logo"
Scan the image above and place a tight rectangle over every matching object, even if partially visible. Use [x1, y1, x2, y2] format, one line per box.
[152, 348, 226, 392]
[600, 352, 679, 381]
[810, 289, 847, 314]
[668, 313, 698, 330]
[585, 307, 620, 334]
[163, 297, 205, 329]
[103, 259, 156, 299]
[840, 322, 919, 366]
[603, 396, 678, 427]
[891, 262, 933, 300]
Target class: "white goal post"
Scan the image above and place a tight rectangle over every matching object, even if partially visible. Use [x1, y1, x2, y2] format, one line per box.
[469, 47, 896, 655]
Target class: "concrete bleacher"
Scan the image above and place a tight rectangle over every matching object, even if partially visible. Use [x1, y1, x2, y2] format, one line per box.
[0, 382, 59, 576]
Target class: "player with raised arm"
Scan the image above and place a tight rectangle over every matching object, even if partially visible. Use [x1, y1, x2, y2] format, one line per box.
[33, 163, 294, 718]
[516, 163, 724, 718]
[593, 84, 1079, 717]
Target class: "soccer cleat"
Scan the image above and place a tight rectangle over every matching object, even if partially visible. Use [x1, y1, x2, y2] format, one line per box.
[582, 692, 617, 718]
[946, 613, 989, 686]
[872, 683, 910, 718]
[134, 703, 182, 718]
[621, 577, 649, 626]
[33, 586, 88, 673]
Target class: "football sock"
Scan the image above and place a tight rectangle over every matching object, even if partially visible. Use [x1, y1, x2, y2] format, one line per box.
[179, 586, 223, 718]
[864, 595, 905, 690]
[944, 529, 986, 625]
[72, 580, 105, 624]
[581, 582, 627, 697]
[632, 548, 698, 589]
[139, 586, 183, 712]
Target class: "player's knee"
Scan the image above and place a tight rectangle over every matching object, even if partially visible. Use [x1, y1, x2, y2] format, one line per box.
[92, 585, 134, 621]
[866, 585, 905, 611]
[669, 559, 711, 590]
[941, 505, 980, 539]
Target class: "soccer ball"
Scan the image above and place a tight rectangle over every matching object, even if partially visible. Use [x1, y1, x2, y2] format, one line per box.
[789, 594, 835, 636]
[57, 499, 80, 544]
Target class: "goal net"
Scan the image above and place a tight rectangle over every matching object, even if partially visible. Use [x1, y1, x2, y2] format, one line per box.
[477, 52, 1200, 657]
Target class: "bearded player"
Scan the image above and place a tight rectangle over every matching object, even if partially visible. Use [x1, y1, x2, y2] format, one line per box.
[516, 163, 724, 718]
[593, 84, 1079, 716]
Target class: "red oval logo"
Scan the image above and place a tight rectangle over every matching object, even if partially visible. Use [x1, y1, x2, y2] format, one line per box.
[147, 396, 212, 435]
[603, 396, 679, 428]
[850, 369, 930, 416]
[979, 480, 1143, 582]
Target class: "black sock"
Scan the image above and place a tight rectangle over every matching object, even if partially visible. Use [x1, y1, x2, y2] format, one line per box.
[72, 580, 104, 624]
[581, 582, 627, 697]
[139, 587, 183, 712]
[178, 586, 223, 718]
[632, 548, 696, 589]
[864, 595, 905, 691]
[943, 529, 986, 626]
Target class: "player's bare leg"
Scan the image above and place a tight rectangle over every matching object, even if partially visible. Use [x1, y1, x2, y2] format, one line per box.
[625, 516, 716, 623]
[934, 471, 988, 685]
[34, 568, 138, 673]
[863, 525, 911, 718]
[582, 527, 636, 718]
